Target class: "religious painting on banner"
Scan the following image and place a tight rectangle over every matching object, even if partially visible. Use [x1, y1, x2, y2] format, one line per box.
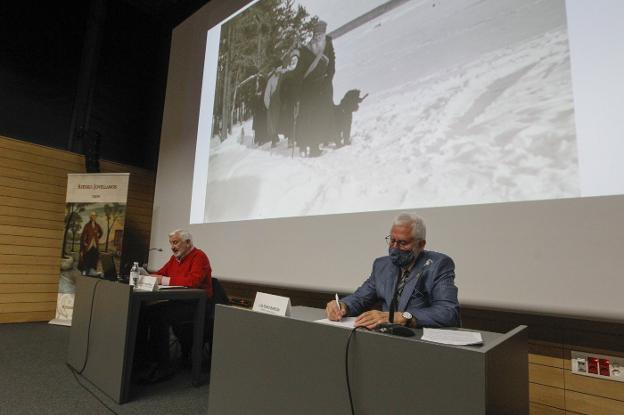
[49, 173, 129, 326]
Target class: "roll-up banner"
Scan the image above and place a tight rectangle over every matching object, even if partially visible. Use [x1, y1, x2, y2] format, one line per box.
[49, 173, 129, 326]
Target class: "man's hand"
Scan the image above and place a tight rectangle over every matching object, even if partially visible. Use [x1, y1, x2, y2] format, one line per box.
[150, 274, 164, 284]
[355, 311, 406, 329]
[325, 300, 347, 321]
[354, 310, 389, 329]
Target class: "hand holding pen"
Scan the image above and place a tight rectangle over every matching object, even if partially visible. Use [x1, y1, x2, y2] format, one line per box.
[325, 293, 347, 321]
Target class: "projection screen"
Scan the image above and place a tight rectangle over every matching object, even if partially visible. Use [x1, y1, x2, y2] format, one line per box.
[150, 0, 624, 322]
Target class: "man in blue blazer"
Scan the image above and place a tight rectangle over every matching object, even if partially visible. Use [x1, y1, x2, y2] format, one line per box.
[326, 213, 460, 328]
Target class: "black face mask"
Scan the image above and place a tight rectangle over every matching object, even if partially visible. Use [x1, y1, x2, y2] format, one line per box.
[389, 247, 415, 267]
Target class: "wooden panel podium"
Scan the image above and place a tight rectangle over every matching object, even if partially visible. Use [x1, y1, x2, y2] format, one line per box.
[208, 305, 528, 415]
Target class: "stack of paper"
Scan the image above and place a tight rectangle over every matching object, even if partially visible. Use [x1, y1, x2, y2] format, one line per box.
[421, 328, 483, 346]
[315, 317, 357, 329]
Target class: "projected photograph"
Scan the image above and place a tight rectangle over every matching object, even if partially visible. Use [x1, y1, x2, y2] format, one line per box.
[197, 0, 579, 223]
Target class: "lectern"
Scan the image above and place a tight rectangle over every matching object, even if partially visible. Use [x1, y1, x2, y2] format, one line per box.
[67, 277, 206, 403]
[208, 305, 528, 415]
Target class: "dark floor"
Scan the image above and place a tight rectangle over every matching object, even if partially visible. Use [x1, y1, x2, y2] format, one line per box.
[0, 322, 211, 414]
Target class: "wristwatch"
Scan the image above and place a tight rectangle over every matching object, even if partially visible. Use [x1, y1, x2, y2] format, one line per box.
[401, 311, 413, 326]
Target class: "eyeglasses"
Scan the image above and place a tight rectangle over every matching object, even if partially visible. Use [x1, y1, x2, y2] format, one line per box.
[385, 235, 415, 248]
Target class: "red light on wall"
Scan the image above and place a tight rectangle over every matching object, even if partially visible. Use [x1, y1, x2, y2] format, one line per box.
[599, 359, 611, 377]
[588, 357, 599, 374]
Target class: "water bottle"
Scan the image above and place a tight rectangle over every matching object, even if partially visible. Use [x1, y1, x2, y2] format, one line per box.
[129, 262, 139, 287]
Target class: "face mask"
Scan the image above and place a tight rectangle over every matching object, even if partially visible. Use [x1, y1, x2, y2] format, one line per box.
[389, 247, 414, 267]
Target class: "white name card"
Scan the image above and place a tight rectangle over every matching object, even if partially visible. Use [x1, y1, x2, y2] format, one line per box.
[252, 292, 291, 317]
[135, 275, 158, 292]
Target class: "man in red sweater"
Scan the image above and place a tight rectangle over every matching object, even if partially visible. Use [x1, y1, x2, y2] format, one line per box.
[152, 229, 212, 297]
[136, 229, 212, 383]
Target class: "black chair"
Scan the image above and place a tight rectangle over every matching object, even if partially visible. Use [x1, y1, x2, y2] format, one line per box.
[171, 277, 230, 368]
[99, 253, 118, 280]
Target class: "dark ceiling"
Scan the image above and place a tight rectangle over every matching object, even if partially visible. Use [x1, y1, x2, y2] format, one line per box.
[123, 0, 210, 27]
[0, 0, 211, 170]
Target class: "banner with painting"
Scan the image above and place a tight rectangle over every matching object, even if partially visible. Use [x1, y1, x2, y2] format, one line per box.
[49, 173, 129, 326]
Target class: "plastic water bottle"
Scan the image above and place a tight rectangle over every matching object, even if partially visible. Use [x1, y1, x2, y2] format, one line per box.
[130, 262, 139, 287]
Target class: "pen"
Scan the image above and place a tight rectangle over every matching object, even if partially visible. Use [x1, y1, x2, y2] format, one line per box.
[335, 293, 341, 314]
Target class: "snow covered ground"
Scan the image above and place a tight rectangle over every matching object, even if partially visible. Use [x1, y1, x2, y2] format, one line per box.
[201, 0, 578, 223]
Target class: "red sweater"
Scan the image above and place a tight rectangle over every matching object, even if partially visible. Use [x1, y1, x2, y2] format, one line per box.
[156, 247, 212, 298]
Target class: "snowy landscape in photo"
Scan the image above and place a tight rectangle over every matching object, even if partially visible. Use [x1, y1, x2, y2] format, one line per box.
[199, 0, 578, 223]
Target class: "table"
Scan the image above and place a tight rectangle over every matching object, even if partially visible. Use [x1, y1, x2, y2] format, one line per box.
[67, 277, 206, 403]
[207, 305, 528, 415]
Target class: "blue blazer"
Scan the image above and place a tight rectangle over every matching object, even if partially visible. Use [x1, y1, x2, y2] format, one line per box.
[341, 250, 460, 328]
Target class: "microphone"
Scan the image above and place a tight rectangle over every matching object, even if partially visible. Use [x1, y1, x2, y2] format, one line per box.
[375, 268, 415, 337]
[389, 295, 397, 323]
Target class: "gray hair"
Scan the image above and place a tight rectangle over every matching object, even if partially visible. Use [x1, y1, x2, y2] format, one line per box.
[169, 229, 193, 243]
[392, 213, 426, 241]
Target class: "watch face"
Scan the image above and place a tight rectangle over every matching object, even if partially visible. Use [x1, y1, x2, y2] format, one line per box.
[402, 311, 412, 321]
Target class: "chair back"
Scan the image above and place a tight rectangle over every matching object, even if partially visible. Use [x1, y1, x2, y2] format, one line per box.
[211, 277, 230, 306]
[100, 253, 117, 280]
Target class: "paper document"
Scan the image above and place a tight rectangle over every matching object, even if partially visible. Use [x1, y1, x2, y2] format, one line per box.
[315, 317, 357, 329]
[421, 328, 483, 346]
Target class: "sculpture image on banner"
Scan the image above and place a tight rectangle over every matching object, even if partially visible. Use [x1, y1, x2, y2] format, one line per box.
[197, 0, 579, 223]
[50, 173, 129, 326]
